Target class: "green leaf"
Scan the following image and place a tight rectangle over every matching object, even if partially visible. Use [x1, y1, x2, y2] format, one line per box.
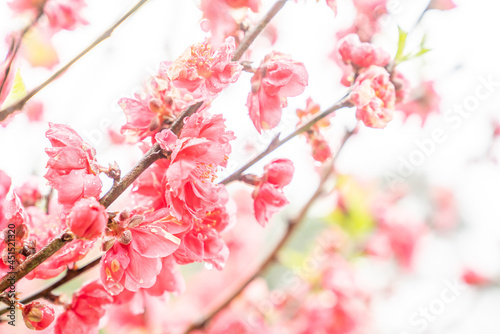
[395, 26, 408, 62]
[395, 30, 432, 65]
[324, 175, 375, 238]
[1, 69, 27, 110]
[279, 249, 308, 269]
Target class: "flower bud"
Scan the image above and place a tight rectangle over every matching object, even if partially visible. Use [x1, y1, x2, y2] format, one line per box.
[67, 197, 108, 240]
[22, 301, 55, 330]
[265, 159, 294, 188]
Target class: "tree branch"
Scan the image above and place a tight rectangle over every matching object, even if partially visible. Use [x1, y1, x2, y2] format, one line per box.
[0, 232, 75, 294]
[0, 0, 288, 309]
[0, 9, 45, 98]
[232, 0, 289, 61]
[0, 0, 151, 122]
[220, 94, 353, 185]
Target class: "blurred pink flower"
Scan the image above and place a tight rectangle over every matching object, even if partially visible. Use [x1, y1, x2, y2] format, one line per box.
[350, 65, 395, 128]
[247, 51, 308, 133]
[252, 159, 294, 226]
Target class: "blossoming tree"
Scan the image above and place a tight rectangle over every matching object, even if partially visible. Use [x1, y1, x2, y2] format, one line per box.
[0, 0, 482, 333]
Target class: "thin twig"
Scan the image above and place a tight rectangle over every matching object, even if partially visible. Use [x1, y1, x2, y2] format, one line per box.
[232, 0, 289, 61]
[220, 94, 352, 185]
[0, 9, 45, 97]
[0, 232, 75, 293]
[0, 0, 151, 122]
[20, 257, 101, 305]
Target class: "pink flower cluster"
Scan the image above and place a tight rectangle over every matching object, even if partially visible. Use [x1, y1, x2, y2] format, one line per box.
[252, 159, 294, 226]
[199, 0, 260, 44]
[338, 34, 391, 69]
[247, 51, 308, 133]
[338, 0, 388, 42]
[349, 65, 396, 128]
[97, 111, 237, 300]
[397, 80, 441, 125]
[296, 98, 333, 163]
[9, 0, 87, 32]
[55, 281, 113, 333]
[120, 38, 242, 142]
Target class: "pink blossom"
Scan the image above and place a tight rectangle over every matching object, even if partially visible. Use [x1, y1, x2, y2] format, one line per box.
[44, 123, 102, 207]
[0, 170, 11, 200]
[0, 170, 12, 228]
[100, 209, 186, 295]
[296, 98, 333, 163]
[14, 178, 41, 207]
[397, 80, 441, 125]
[155, 129, 177, 151]
[25, 100, 44, 122]
[349, 65, 396, 128]
[370, 214, 426, 270]
[167, 37, 242, 100]
[430, 187, 458, 232]
[147, 256, 186, 296]
[0, 52, 16, 108]
[252, 159, 294, 226]
[1, 194, 27, 238]
[108, 128, 126, 145]
[54, 281, 113, 334]
[165, 112, 235, 222]
[353, 0, 388, 16]
[24, 206, 94, 280]
[462, 268, 490, 286]
[119, 63, 190, 141]
[393, 70, 411, 103]
[326, 0, 337, 14]
[67, 197, 108, 240]
[247, 51, 309, 133]
[9, 0, 88, 31]
[338, 34, 391, 68]
[21, 300, 55, 330]
[309, 137, 333, 163]
[335, 0, 388, 43]
[173, 188, 233, 269]
[427, 0, 456, 11]
[132, 162, 169, 210]
[199, 0, 259, 45]
[224, 0, 260, 11]
[49, 169, 102, 207]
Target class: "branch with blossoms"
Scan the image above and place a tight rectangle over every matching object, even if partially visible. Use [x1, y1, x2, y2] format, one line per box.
[0, 89, 352, 313]
[0, 0, 151, 122]
[0, 0, 458, 332]
[184, 127, 356, 333]
[0, 0, 295, 302]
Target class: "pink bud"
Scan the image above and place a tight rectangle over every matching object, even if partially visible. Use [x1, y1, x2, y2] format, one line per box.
[338, 34, 391, 68]
[22, 301, 55, 330]
[265, 159, 295, 188]
[67, 197, 108, 240]
[462, 268, 490, 286]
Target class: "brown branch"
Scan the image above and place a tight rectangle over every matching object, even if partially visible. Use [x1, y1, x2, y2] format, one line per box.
[0, 232, 75, 294]
[100, 101, 203, 208]
[183, 129, 356, 333]
[220, 94, 353, 185]
[0, 0, 151, 122]
[21, 257, 101, 305]
[0, 0, 286, 308]
[0, 9, 45, 97]
[232, 0, 289, 61]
